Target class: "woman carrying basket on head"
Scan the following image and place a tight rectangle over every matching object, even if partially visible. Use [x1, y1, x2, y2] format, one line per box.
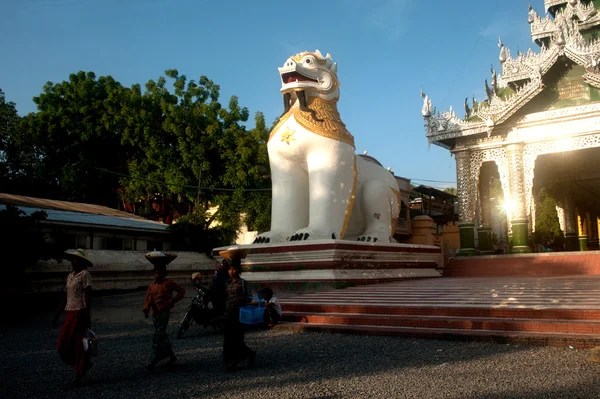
[143, 251, 185, 372]
[221, 249, 256, 372]
[52, 249, 94, 387]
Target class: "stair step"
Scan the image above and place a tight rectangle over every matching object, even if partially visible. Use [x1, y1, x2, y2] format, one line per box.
[281, 298, 600, 306]
[283, 312, 600, 334]
[278, 322, 600, 348]
[282, 303, 600, 320]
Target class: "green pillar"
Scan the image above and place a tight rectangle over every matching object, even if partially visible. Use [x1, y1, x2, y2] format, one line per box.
[579, 236, 588, 251]
[505, 143, 530, 254]
[565, 232, 579, 251]
[510, 218, 531, 253]
[478, 227, 493, 254]
[458, 223, 476, 256]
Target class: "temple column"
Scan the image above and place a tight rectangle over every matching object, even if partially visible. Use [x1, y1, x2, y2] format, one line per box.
[455, 150, 476, 256]
[563, 190, 579, 251]
[478, 165, 493, 254]
[556, 204, 566, 251]
[589, 212, 599, 250]
[506, 143, 531, 253]
[578, 210, 589, 251]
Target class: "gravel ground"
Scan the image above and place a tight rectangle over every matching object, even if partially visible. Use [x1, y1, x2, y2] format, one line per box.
[2, 292, 600, 399]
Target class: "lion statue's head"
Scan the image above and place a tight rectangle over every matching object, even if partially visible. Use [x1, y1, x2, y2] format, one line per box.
[278, 50, 340, 117]
[279, 50, 339, 98]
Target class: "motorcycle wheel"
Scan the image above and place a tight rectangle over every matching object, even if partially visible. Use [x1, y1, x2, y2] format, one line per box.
[177, 307, 193, 339]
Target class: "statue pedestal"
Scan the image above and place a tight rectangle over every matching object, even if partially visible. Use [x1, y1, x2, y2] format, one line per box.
[212, 240, 442, 295]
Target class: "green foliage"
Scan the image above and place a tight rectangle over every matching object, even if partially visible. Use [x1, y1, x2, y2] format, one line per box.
[443, 187, 457, 196]
[168, 211, 238, 256]
[0, 205, 63, 274]
[3, 73, 136, 206]
[534, 188, 562, 244]
[118, 70, 270, 232]
[0, 89, 26, 192]
[0, 69, 272, 243]
[409, 184, 418, 201]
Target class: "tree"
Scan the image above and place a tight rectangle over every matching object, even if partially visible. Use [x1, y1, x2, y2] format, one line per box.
[0, 205, 64, 292]
[409, 184, 419, 201]
[119, 70, 271, 234]
[443, 187, 457, 196]
[11, 72, 136, 206]
[1, 70, 272, 249]
[0, 89, 24, 192]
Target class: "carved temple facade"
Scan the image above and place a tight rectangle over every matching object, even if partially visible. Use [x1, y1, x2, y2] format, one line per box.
[422, 0, 600, 255]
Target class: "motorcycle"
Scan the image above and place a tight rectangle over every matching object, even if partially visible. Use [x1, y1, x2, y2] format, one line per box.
[177, 273, 225, 339]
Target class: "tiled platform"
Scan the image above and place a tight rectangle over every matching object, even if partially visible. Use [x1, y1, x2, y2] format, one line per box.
[279, 275, 600, 348]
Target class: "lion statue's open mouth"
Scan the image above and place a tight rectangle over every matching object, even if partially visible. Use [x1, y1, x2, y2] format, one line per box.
[281, 71, 318, 85]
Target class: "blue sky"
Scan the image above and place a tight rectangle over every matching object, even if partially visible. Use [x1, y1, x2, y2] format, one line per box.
[0, 0, 537, 189]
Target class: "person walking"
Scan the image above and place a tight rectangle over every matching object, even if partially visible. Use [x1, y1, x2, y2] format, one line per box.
[143, 251, 185, 372]
[210, 259, 229, 318]
[221, 249, 256, 372]
[52, 248, 94, 387]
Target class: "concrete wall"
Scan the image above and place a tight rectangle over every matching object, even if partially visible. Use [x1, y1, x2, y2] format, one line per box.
[25, 250, 216, 294]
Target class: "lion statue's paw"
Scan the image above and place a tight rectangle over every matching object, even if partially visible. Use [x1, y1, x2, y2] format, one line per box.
[356, 234, 393, 244]
[289, 227, 337, 242]
[252, 231, 290, 244]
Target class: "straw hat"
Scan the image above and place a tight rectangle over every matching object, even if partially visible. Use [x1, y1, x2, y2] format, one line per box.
[191, 272, 203, 281]
[63, 248, 93, 268]
[145, 250, 178, 267]
[218, 247, 249, 261]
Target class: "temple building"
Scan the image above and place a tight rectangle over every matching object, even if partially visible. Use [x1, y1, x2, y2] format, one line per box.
[422, 0, 600, 255]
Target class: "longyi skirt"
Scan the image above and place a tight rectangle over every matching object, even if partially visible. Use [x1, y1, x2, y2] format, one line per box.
[57, 310, 91, 376]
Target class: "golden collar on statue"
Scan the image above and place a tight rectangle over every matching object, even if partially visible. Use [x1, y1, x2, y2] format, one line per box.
[270, 97, 355, 147]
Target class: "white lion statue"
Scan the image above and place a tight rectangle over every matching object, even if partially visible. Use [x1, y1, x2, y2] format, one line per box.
[254, 50, 400, 244]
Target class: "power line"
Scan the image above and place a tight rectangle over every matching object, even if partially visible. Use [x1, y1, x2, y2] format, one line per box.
[95, 168, 271, 192]
[409, 178, 456, 184]
[97, 167, 457, 189]
[440, 0, 502, 107]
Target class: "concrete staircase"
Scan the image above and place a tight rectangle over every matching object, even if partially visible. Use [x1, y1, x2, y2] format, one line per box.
[279, 275, 600, 348]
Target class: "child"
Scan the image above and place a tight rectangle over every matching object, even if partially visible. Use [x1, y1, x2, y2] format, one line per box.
[220, 249, 256, 372]
[143, 263, 185, 371]
[261, 287, 283, 328]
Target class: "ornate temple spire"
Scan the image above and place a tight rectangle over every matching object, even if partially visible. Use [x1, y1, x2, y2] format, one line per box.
[498, 37, 508, 64]
[422, 0, 600, 148]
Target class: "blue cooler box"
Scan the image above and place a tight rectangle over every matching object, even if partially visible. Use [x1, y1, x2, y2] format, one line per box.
[239, 305, 265, 325]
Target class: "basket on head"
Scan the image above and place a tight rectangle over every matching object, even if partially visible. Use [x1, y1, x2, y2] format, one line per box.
[218, 248, 249, 262]
[145, 250, 178, 268]
[191, 272, 202, 281]
[63, 248, 93, 268]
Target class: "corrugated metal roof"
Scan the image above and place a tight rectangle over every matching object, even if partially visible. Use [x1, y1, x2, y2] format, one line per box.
[0, 193, 147, 220]
[0, 205, 169, 232]
[413, 185, 456, 199]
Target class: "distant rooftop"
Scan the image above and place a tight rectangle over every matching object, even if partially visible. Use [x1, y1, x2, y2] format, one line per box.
[0, 193, 146, 219]
[413, 185, 456, 200]
[0, 193, 168, 233]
